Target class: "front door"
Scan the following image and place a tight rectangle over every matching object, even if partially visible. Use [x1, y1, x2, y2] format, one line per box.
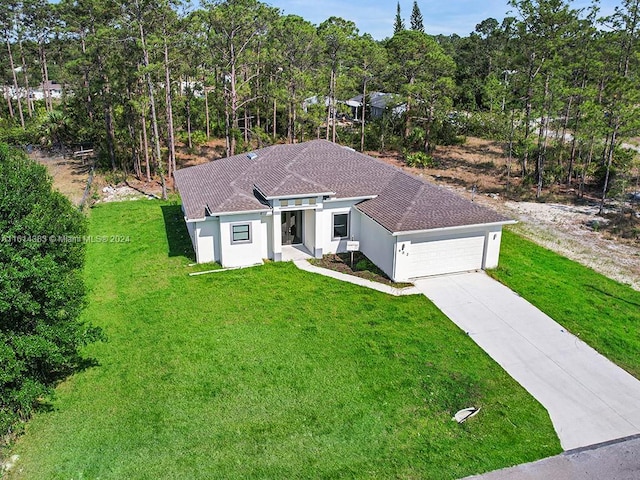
[281, 211, 303, 245]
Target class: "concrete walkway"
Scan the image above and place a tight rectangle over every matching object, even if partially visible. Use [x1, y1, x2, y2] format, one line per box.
[463, 434, 640, 480]
[293, 260, 420, 296]
[414, 272, 640, 451]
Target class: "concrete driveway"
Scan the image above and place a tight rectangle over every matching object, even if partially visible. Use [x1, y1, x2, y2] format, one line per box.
[414, 271, 640, 451]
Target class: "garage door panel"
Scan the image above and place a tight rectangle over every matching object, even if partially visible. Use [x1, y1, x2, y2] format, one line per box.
[408, 235, 485, 278]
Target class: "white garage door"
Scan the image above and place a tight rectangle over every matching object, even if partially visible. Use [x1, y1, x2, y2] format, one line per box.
[406, 234, 486, 278]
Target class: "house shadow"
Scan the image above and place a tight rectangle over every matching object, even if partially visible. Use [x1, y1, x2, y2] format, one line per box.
[161, 204, 196, 261]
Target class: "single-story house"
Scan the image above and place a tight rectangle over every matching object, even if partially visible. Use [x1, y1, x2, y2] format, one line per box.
[346, 92, 406, 120]
[174, 140, 514, 282]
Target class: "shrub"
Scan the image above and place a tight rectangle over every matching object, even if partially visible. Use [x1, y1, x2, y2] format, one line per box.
[404, 150, 436, 168]
[0, 144, 103, 444]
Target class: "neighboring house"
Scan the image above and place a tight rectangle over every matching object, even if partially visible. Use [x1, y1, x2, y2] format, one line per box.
[174, 140, 514, 282]
[347, 92, 406, 120]
[31, 81, 63, 101]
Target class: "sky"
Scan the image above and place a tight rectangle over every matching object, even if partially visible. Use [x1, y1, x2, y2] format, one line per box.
[261, 0, 621, 39]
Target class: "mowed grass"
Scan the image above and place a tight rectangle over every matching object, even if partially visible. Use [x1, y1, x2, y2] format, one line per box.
[9, 201, 560, 479]
[490, 229, 640, 379]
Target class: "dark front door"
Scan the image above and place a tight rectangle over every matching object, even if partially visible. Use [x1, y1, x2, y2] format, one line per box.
[281, 211, 303, 245]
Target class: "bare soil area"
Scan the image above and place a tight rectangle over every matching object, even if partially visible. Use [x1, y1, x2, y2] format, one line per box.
[36, 137, 640, 290]
[31, 150, 92, 206]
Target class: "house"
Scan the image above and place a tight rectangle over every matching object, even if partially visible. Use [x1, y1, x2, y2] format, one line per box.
[174, 140, 514, 282]
[346, 92, 406, 120]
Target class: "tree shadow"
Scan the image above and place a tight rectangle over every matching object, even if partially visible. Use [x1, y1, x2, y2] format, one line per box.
[161, 204, 196, 261]
[584, 284, 640, 308]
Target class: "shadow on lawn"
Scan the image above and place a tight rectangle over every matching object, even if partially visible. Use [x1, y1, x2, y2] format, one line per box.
[161, 204, 196, 261]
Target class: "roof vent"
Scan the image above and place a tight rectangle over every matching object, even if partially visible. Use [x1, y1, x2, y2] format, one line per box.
[247, 152, 258, 160]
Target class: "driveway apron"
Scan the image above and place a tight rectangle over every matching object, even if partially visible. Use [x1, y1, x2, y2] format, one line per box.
[414, 271, 640, 450]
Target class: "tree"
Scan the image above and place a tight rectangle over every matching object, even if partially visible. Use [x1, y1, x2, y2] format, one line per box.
[394, 2, 405, 34]
[269, 15, 320, 143]
[318, 16, 357, 143]
[352, 34, 386, 151]
[410, 1, 424, 33]
[385, 29, 456, 148]
[0, 144, 102, 440]
[204, 0, 278, 156]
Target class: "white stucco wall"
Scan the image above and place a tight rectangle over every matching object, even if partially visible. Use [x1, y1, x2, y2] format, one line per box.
[357, 211, 396, 280]
[321, 200, 361, 254]
[483, 226, 503, 269]
[194, 217, 220, 264]
[303, 209, 316, 255]
[219, 213, 267, 268]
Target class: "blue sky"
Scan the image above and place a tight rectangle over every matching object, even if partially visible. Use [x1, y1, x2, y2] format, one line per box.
[263, 0, 620, 39]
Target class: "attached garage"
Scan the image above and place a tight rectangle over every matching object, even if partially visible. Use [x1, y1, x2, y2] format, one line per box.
[405, 232, 486, 278]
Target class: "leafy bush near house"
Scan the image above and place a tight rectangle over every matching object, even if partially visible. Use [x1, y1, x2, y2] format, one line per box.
[404, 150, 436, 168]
[0, 144, 102, 445]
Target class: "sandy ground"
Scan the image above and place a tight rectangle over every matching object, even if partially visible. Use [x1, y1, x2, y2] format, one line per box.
[31, 150, 92, 206]
[34, 138, 640, 291]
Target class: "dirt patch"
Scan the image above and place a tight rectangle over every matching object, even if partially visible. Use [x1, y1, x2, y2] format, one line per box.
[367, 137, 518, 194]
[31, 150, 92, 206]
[310, 252, 412, 287]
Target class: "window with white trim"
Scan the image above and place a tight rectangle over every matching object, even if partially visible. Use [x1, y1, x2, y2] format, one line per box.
[231, 223, 251, 243]
[332, 213, 349, 239]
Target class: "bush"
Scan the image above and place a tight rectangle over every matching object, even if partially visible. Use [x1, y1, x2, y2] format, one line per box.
[0, 144, 103, 444]
[404, 150, 436, 168]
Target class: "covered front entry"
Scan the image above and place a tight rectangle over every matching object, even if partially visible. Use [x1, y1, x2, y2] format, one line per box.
[281, 210, 303, 245]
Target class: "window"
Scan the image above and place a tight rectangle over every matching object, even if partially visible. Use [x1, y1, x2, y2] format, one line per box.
[231, 223, 251, 243]
[333, 213, 349, 239]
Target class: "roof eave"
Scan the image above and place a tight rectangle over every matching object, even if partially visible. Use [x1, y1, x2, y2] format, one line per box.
[390, 220, 517, 237]
[207, 207, 271, 217]
[262, 191, 336, 201]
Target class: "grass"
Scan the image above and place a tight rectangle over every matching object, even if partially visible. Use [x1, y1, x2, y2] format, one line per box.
[8, 201, 561, 479]
[489, 229, 640, 379]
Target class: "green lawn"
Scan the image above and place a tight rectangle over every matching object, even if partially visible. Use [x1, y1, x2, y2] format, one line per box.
[9, 201, 560, 479]
[489, 229, 640, 379]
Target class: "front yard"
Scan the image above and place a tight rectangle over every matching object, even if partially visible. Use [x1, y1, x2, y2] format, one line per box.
[8, 201, 561, 479]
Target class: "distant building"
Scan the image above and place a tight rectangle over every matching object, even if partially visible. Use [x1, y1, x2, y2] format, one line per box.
[346, 92, 406, 120]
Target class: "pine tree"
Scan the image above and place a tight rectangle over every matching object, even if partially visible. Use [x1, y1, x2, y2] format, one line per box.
[394, 2, 405, 34]
[410, 1, 424, 32]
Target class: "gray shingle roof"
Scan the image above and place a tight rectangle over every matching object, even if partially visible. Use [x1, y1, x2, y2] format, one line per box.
[174, 139, 511, 232]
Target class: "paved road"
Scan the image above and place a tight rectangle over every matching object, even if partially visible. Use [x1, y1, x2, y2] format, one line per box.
[414, 272, 640, 451]
[463, 435, 640, 480]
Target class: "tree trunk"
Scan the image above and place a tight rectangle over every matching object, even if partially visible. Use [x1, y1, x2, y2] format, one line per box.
[204, 76, 210, 139]
[80, 33, 93, 121]
[19, 40, 33, 117]
[186, 96, 192, 149]
[39, 43, 52, 113]
[536, 74, 550, 199]
[360, 80, 367, 152]
[272, 96, 277, 140]
[6, 36, 25, 128]
[599, 122, 618, 214]
[325, 69, 333, 140]
[4, 85, 14, 118]
[137, 4, 166, 199]
[163, 37, 176, 183]
[142, 111, 151, 183]
[331, 68, 337, 143]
